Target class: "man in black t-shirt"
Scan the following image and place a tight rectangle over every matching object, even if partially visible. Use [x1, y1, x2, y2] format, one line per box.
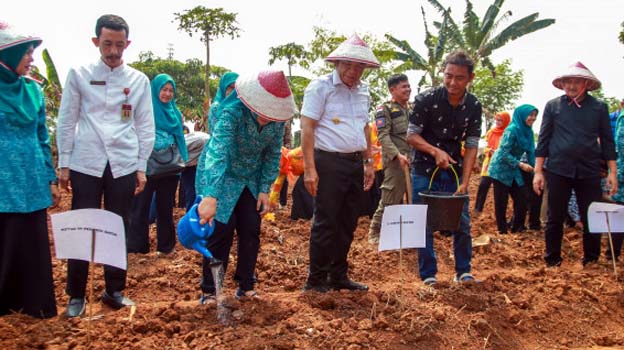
[407, 51, 482, 286]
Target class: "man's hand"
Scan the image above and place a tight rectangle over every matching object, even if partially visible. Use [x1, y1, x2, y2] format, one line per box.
[50, 184, 60, 208]
[607, 171, 618, 196]
[59, 168, 71, 192]
[363, 163, 375, 191]
[455, 183, 469, 195]
[198, 196, 217, 225]
[304, 167, 319, 197]
[257, 192, 270, 215]
[397, 153, 410, 169]
[533, 172, 545, 195]
[433, 148, 457, 169]
[135, 171, 147, 195]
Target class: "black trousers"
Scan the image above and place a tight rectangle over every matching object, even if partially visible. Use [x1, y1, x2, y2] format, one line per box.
[308, 151, 363, 284]
[492, 179, 528, 233]
[474, 175, 493, 212]
[66, 164, 136, 297]
[544, 171, 602, 265]
[0, 210, 56, 318]
[201, 187, 261, 293]
[279, 177, 289, 206]
[128, 174, 179, 254]
[521, 171, 543, 228]
[291, 175, 314, 220]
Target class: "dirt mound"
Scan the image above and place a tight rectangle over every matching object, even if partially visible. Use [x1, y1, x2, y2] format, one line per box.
[2, 177, 624, 350]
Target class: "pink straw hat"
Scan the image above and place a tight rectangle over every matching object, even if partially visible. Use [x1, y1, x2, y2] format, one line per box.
[552, 61, 601, 91]
[235, 70, 298, 122]
[0, 21, 42, 51]
[325, 33, 380, 68]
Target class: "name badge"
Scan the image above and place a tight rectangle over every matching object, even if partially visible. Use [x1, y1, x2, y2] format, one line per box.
[121, 104, 132, 121]
[90, 80, 106, 86]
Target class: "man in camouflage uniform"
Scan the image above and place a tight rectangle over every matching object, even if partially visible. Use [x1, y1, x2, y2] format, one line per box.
[368, 74, 412, 243]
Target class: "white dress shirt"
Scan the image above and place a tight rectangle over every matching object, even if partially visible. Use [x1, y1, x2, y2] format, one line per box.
[57, 59, 155, 178]
[301, 70, 370, 153]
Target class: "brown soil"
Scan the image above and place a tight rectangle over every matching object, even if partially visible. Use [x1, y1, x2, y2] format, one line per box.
[2, 177, 624, 350]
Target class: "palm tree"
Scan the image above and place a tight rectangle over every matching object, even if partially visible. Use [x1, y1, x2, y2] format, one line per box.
[385, 7, 449, 90]
[427, 0, 555, 72]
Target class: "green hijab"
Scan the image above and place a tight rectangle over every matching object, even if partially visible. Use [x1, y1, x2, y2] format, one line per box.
[507, 103, 538, 166]
[0, 42, 41, 126]
[208, 71, 239, 131]
[151, 73, 188, 161]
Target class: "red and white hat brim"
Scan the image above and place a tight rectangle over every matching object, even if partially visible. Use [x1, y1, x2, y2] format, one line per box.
[235, 74, 298, 122]
[0, 23, 41, 51]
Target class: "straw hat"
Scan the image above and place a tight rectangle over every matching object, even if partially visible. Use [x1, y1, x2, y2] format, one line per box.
[325, 33, 380, 68]
[552, 61, 601, 91]
[0, 21, 42, 52]
[235, 70, 298, 122]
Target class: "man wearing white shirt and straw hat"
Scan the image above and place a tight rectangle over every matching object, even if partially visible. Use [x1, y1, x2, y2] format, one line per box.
[300, 34, 379, 293]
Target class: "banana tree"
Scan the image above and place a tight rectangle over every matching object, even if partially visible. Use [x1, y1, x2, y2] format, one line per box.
[427, 0, 555, 72]
[385, 6, 449, 90]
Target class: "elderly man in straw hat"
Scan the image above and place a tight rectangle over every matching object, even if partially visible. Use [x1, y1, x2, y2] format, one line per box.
[533, 62, 617, 267]
[300, 34, 379, 293]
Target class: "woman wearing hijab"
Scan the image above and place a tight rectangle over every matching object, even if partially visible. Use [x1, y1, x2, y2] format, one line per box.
[195, 71, 297, 302]
[128, 74, 188, 255]
[179, 72, 240, 212]
[473, 111, 510, 216]
[0, 23, 58, 318]
[488, 104, 538, 234]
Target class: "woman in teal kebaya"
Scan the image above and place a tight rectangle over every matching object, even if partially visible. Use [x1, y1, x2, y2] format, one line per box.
[195, 71, 297, 301]
[0, 24, 58, 318]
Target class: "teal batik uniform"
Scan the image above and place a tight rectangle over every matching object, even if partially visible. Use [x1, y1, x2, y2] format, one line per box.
[195, 90, 284, 224]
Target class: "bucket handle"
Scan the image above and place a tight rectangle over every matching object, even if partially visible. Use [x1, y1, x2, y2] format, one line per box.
[428, 165, 460, 190]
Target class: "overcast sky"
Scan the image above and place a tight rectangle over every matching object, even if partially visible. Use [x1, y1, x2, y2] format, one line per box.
[5, 0, 624, 126]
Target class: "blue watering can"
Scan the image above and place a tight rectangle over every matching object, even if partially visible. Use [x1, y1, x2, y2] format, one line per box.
[177, 196, 221, 267]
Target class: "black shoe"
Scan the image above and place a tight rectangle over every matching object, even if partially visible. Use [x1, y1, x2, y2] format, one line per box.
[65, 297, 85, 318]
[545, 258, 562, 267]
[329, 279, 369, 291]
[528, 225, 541, 230]
[101, 291, 135, 310]
[582, 257, 598, 266]
[303, 281, 329, 293]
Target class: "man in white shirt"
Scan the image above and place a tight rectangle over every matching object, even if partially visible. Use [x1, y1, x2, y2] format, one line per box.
[301, 34, 379, 293]
[56, 14, 155, 317]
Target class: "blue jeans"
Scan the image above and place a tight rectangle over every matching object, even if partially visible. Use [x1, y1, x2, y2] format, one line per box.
[411, 169, 472, 280]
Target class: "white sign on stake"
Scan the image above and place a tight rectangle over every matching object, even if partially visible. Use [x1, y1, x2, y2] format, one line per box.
[378, 204, 427, 252]
[51, 209, 127, 270]
[588, 202, 624, 233]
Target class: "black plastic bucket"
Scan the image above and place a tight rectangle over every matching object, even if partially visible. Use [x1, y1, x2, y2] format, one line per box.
[418, 166, 468, 231]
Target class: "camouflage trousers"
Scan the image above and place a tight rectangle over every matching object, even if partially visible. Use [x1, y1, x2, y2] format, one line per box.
[369, 164, 408, 240]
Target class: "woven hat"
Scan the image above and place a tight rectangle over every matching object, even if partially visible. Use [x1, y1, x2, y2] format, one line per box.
[325, 33, 380, 68]
[0, 21, 42, 52]
[235, 70, 298, 122]
[552, 62, 601, 91]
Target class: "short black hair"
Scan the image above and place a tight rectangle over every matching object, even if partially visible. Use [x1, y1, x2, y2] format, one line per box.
[443, 50, 475, 75]
[387, 74, 408, 88]
[95, 14, 129, 38]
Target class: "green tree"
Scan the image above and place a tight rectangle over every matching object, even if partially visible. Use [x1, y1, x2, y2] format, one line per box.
[173, 6, 241, 108]
[470, 59, 523, 129]
[385, 7, 450, 90]
[129, 51, 231, 122]
[428, 0, 555, 72]
[268, 42, 307, 77]
[591, 88, 621, 113]
[619, 21, 624, 45]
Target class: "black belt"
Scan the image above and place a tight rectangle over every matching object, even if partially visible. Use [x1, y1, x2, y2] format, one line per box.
[315, 148, 363, 161]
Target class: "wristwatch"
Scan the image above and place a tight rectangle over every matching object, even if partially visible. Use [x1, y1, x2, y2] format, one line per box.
[363, 158, 374, 165]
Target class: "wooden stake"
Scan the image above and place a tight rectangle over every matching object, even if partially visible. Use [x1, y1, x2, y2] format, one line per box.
[403, 166, 412, 205]
[87, 229, 96, 346]
[604, 213, 618, 278]
[399, 215, 404, 309]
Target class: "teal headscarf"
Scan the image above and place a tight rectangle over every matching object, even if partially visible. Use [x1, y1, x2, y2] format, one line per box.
[151, 73, 188, 161]
[208, 71, 239, 131]
[0, 42, 41, 126]
[507, 104, 538, 166]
